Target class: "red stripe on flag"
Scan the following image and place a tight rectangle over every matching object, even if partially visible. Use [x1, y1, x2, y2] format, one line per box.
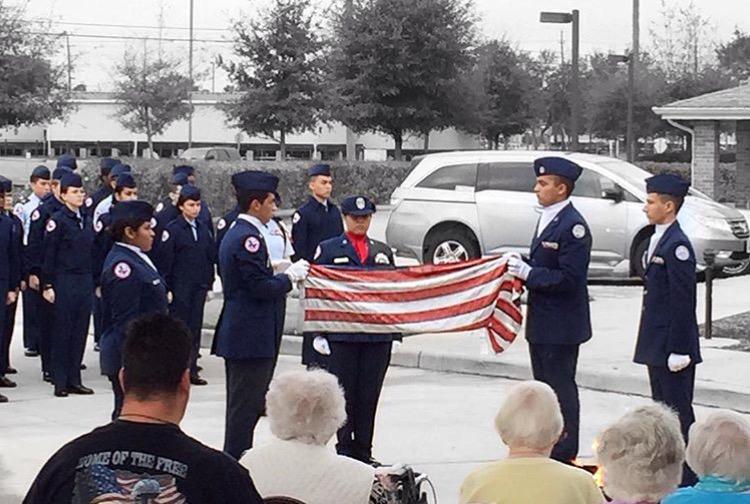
[309, 257, 495, 283]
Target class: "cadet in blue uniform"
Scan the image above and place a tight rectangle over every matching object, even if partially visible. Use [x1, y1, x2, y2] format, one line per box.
[93, 163, 132, 225]
[83, 157, 118, 218]
[312, 195, 396, 464]
[0, 177, 21, 398]
[215, 173, 243, 272]
[56, 153, 77, 171]
[292, 164, 344, 366]
[2, 177, 23, 379]
[635, 173, 701, 486]
[154, 165, 213, 230]
[506, 157, 592, 463]
[14, 165, 51, 357]
[156, 185, 215, 385]
[42, 172, 95, 397]
[27, 166, 70, 382]
[92, 172, 139, 349]
[212, 170, 310, 459]
[100, 200, 168, 418]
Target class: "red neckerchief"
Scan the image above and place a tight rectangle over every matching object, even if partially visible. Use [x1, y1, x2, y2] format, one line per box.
[346, 231, 369, 264]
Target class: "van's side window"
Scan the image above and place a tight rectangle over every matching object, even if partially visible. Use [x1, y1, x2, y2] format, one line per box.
[573, 169, 640, 201]
[416, 163, 477, 190]
[477, 162, 537, 192]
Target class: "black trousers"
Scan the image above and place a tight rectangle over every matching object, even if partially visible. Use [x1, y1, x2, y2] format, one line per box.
[0, 279, 8, 375]
[109, 374, 124, 420]
[39, 296, 54, 376]
[2, 300, 17, 371]
[327, 341, 392, 462]
[92, 293, 103, 344]
[51, 275, 92, 389]
[223, 357, 276, 459]
[529, 342, 580, 462]
[169, 285, 208, 375]
[648, 365, 698, 486]
[22, 288, 42, 352]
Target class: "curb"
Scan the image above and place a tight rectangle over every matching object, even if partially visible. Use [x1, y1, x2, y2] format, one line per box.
[200, 330, 750, 413]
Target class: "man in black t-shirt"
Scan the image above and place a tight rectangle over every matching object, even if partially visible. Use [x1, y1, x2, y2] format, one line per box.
[24, 313, 263, 504]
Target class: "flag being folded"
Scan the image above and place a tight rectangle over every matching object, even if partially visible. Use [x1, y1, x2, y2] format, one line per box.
[302, 256, 524, 353]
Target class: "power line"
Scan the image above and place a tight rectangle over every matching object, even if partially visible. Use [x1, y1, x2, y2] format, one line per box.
[31, 18, 229, 32]
[30, 31, 232, 44]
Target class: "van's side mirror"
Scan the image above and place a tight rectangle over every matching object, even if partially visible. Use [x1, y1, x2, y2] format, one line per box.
[602, 187, 624, 203]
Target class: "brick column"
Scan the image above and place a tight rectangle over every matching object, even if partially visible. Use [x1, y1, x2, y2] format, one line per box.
[692, 121, 720, 200]
[735, 120, 750, 209]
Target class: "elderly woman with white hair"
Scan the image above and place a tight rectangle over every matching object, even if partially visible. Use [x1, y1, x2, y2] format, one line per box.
[460, 380, 603, 504]
[595, 403, 686, 504]
[663, 411, 750, 503]
[240, 369, 385, 504]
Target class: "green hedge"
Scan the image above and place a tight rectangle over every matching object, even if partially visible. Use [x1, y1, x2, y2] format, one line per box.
[79, 159, 412, 216]
[635, 161, 738, 202]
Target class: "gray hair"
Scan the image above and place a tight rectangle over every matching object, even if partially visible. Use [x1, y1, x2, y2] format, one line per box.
[494, 381, 563, 450]
[686, 411, 750, 482]
[266, 369, 347, 445]
[595, 403, 685, 502]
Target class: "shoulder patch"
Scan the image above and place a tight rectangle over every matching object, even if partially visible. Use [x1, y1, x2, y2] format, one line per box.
[374, 252, 390, 265]
[245, 236, 261, 253]
[94, 219, 103, 233]
[675, 245, 690, 261]
[155, 202, 164, 213]
[85, 197, 93, 208]
[572, 224, 586, 239]
[45, 219, 57, 233]
[162, 230, 170, 242]
[150, 217, 157, 229]
[292, 212, 301, 224]
[31, 209, 40, 221]
[13, 204, 24, 217]
[113, 262, 132, 279]
[314, 245, 321, 260]
[217, 218, 226, 230]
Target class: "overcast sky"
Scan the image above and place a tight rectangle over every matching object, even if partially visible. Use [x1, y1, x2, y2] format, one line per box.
[13, 0, 750, 91]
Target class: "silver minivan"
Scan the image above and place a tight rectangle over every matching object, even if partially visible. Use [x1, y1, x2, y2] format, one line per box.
[385, 151, 750, 278]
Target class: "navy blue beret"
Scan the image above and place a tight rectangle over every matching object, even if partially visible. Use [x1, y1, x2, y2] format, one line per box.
[533, 157, 583, 182]
[110, 200, 154, 225]
[233, 170, 279, 198]
[0, 176, 12, 193]
[110, 163, 132, 179]
[31, 165, 51, 180]
[56, 153, 77, 170]
[100, 157, 119, 174]
[646, 173, 690, 197]
[308, 164, 331, 177]
[173, 165, 195, 176]
[115, 173, 137, 189]
[341, 195, 376, 216]
[179, 184, 201, 201]
[60, 171, 83, 190]
[171, 172, 190, 186]
[52, 166, 72, 181]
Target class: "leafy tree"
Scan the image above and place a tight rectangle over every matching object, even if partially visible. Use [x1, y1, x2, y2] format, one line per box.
[0, 2, 70, 130]
[113, 52, 191, 158]
[221, 0, 327, 159]
[331, 0, 476, 160]
[716, 29, 750, 83]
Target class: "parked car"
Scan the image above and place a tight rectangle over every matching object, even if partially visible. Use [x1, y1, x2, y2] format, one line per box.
[385, 151, 750, 279]
[179, 146, 241, 162]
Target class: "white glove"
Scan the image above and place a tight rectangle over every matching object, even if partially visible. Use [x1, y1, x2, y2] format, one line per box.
[392, 340, 402, 352]
[667, 353, 691, 373]
[313, 336, 331, 355]
[501, 251, 521, 263]
[507, 256, 532, 281]
[285, 260, 310, 282]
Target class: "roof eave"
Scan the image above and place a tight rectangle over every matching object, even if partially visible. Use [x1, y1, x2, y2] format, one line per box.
[652, 106, 750, 120]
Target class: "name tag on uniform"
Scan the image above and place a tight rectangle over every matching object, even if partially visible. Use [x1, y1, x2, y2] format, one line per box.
[541, 241, 559, 250]
[651, 256, 665, 265]
[333, 257, 349, 264]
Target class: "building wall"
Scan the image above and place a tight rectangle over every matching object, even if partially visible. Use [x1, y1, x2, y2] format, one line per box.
[736, 120, 750, 208]
[692, 121, 721, 199]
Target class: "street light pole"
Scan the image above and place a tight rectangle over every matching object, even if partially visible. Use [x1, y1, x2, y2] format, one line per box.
[570, 9, 580, 151]
[188, 0, 194, 148]
[344, 0, 356, 161]
[627, 0, 639, 162]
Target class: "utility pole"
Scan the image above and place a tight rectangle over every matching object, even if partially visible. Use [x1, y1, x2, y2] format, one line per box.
[188, 0, 194, 148]
[627, 0, 639, 162]
[570, 9, 580, 152]
[344, 0, 356, 161]
[559, 30, 565, 65]
[65, 32, 72, 92]
[211, 62, 216, 93]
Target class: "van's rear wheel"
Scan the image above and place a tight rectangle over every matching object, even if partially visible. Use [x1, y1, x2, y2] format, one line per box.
[424, 228, 480, 264]
[632, 237, 649, 279]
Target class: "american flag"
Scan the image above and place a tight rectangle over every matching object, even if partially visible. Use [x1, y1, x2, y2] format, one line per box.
[303, 256, 524, 353]
[78, 465, 186, 504]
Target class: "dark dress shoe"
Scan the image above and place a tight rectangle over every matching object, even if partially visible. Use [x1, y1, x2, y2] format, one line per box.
[0, 393, 8, 403]
[54, 388, 68, 397]
[67, 385, 94, 395]
[80, 363, 87, 370]
[43, 373, 53, 383]
[5, 367, 17, 374]
[190, 375, 208, 386]
[0, 376, 17, 388]
[25, 349, 39, 357]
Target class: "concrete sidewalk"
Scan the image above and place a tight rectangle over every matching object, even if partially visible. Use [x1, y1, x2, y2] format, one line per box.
[233, 274, 750, 413]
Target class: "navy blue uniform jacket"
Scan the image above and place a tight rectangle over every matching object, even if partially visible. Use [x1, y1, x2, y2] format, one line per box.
[42, 206, 95, 286]
[0, 213, 21, 289]
[635, 221, 702, 367]
[291, 197, 343, 262]
[156, 215, 215, 290]
[525, 203, 592, 346]
[314, 233, 397, 343]
[26, 194, 63, 279]
[212, 217, 291, 360]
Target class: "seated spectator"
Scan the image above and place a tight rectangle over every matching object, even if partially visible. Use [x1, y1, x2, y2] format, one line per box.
[23, 313, 262, 504]
[663, 411, 750, 503]
[241, 369, 384, 504]
[595, 403, 685, 504]
[459, 380, 603, 504]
